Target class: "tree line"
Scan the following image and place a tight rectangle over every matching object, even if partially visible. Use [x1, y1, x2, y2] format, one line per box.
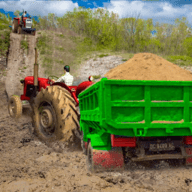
[33, 7, 192, 56]
[0, 7, 192, 57]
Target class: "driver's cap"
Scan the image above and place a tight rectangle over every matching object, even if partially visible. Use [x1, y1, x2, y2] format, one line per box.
[64, 65, 70, 72]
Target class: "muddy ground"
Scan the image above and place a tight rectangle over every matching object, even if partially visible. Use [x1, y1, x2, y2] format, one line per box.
[1, 57, 192, 192]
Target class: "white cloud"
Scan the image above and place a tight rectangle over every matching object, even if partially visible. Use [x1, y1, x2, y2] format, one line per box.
[103, 1, 192, 26]
[0, 0, 78, 17]
[0, 0, 192, 26]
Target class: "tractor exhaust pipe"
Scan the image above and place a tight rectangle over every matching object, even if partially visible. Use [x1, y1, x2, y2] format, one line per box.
[34, 48, 38, 87]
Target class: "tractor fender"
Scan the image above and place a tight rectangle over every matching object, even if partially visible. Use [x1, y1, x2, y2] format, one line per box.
[13, 17, 20, 25]
[52, 82, 72, 94]
[76, 81, 93, 98]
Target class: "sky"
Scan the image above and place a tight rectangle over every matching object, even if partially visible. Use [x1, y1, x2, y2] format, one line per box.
[0, 0, 192, 28]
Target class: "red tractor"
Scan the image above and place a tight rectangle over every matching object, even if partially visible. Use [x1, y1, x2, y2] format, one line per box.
[8, 48, 93, 143]
[12, 12, 36, 36]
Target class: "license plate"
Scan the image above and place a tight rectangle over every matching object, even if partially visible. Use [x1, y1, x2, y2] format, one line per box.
[149, 143, 175, 151]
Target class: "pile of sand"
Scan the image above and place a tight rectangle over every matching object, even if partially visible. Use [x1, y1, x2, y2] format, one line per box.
[105, 53, 192, 81]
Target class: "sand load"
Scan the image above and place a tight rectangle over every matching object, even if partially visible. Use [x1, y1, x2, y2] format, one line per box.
[105, 53, 192, 81]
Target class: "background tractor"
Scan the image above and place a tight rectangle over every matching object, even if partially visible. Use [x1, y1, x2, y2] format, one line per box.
[8, 48, 93, 144]
[12, 11, 36, 36]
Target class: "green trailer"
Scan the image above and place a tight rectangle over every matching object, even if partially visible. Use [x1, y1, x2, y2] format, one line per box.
[79, 78, 192, 172]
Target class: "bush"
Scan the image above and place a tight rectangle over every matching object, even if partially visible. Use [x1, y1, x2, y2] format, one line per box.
[93, 75, 101, 79]
[0, 30, 11, 56]
[98, 53, 109, 58]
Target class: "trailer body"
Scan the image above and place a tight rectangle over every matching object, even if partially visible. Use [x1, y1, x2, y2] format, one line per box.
[79, 78, 192, 165]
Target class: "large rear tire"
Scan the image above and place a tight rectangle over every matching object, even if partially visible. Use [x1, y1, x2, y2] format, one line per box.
[8, 95, 22, 118]
[31, 31, 36, 36]
[32, 85, 80, 143]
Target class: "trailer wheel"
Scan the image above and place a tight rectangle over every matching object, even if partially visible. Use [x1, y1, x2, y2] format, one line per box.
[32, 85, 80, 143]
[87, 142, 125, 173]
[8, 95, 22, 118]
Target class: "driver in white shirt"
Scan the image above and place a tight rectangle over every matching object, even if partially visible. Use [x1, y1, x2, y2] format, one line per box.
[55, 65, 74, 86]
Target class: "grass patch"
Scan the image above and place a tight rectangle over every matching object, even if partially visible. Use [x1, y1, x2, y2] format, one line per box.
[0, 28, 11, 57]
[167, 55, 192, 62]
[165, 55, 192, 66]
[117, 52, 134, 60]
[36, 34, 52, 55]
[43, 57, 53, 67]
[20, 40, 28, 50]
[98, 53, 109, 58]
[56, 59, 64, 65]
[93, 75, 101, 79]
[56, 46, 65, 51]
[56, 34, 65, 38]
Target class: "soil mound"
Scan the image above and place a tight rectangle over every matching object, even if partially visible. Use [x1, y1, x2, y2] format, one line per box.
[105, 52, 192, 81]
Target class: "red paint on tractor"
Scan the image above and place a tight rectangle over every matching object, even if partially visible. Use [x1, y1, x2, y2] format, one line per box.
[20, 76, 51, 101]
[111, 134, 136, 147]
[76, 81, 93, 97]
[68, 86, 79, 106]
[185, 147, 192, 165]
[20, 76, 92, 106]
[92, 148, 124, 169]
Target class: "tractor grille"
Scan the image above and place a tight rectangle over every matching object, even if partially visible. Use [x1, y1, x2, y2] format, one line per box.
[26, 19, 32, 28]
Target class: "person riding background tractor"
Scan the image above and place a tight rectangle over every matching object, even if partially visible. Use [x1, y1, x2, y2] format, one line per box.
[55, 65, 74, 86]
[21, 11, 30, 22]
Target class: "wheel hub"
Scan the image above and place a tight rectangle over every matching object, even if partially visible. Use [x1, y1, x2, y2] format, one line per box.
[40, 109, 53, 129]
[9, 101, 15, 117]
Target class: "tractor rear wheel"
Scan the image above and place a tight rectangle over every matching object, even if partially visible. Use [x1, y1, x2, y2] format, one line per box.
[31, 31, 35, 36]
[32, 85, 81, 143]
[12, 20, 18, 33]
[8, 95, 22, 118]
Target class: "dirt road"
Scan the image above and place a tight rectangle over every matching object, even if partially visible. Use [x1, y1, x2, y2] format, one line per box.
[1, 55, 192, 191]
[5, 33, 36, 98]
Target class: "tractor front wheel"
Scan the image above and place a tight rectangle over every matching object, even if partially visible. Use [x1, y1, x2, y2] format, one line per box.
[32, 85, 80, 143]
[8, 95, 22, 118]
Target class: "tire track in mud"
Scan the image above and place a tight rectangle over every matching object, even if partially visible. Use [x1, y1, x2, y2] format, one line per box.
[5, 33, 37, 98]
[5, 33, 23, 98]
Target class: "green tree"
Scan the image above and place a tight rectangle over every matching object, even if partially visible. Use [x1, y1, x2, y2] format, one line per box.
[183, 37, 192, 57]
[14, 10, 20, 17]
